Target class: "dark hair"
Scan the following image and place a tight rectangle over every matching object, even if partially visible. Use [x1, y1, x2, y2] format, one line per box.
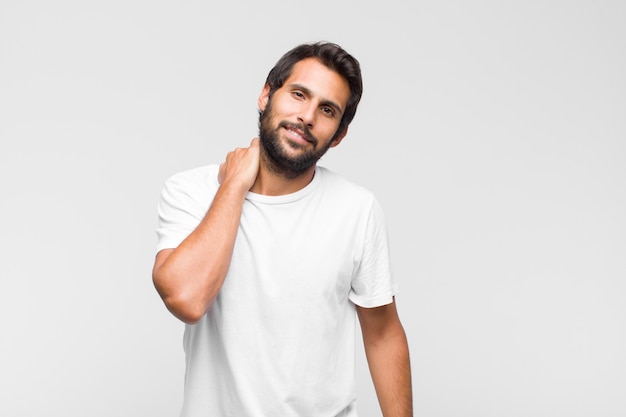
[265, 41, 363, 136]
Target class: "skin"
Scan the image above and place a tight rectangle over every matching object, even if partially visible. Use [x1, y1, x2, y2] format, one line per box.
[152, 57, 412, 416]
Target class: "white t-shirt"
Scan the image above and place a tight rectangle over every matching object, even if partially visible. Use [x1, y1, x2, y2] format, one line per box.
[156, 164, 398, 417]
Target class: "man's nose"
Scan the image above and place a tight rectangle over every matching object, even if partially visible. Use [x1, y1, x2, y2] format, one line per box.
[297, 103, 316, 127]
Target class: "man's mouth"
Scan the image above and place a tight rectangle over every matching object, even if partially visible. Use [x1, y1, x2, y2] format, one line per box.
[281, 123, 316, 145]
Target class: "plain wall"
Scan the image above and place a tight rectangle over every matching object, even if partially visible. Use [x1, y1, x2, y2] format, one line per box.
[1, 1, 624, 416]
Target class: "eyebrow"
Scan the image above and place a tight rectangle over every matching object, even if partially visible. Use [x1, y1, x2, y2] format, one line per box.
[289, 83, 344, 116]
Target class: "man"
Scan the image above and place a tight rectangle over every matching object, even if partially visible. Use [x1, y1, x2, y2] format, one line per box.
[153, 41, 412, 417]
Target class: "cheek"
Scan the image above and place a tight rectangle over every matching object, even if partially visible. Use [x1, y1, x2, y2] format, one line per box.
[318, 120, 341, 140]
[270, 95, 296, 116]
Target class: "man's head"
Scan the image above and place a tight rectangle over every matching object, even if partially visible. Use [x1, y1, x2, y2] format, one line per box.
[263, 41, 363, 139]
[257, 42, 363, 177]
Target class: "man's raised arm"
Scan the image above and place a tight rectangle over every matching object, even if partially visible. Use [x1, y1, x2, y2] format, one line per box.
[152, 138, 260, 323]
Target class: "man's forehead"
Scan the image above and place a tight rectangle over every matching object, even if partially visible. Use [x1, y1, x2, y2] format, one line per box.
[283, 58, 350, 107]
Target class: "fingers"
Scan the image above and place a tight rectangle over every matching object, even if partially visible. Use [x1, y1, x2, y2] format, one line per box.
[218, 162, 225, 184]
[217, 139, 260, 188]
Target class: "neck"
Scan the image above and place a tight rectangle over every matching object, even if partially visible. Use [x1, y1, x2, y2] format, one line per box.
[249, 153, 316, 196]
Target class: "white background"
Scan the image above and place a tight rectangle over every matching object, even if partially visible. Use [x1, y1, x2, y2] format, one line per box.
[1, 1, 624, 416]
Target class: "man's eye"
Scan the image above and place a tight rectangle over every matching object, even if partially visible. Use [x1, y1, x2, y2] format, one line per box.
[293, 91, 304, 98]
[321, 107, 335, 117]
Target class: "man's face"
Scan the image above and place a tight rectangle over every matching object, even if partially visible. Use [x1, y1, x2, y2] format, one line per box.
[258, 58, 350, 177]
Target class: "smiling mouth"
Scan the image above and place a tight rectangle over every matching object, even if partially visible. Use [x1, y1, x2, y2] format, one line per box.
[281, 123, 316, 145]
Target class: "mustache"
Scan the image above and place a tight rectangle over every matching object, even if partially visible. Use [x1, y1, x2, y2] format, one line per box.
[279, 121, 318, 146]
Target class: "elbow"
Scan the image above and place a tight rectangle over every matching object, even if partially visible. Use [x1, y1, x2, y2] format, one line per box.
[162, 294, 208, 324]
[152, 268, 212, 324]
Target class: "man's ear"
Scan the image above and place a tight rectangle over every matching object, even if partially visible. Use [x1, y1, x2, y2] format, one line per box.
[330, 128, 348, 148]
[258, 84, 271, 112]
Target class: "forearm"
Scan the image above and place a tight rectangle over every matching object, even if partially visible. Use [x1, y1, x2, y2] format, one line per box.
[153, 179, 248, 323]
[364, 329, 413, 417]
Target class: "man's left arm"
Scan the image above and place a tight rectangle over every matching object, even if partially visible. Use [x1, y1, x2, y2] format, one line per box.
[356, 297, 413, 417]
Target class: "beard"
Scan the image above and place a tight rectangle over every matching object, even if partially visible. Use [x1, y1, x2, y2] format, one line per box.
[258, 99, 334, 178]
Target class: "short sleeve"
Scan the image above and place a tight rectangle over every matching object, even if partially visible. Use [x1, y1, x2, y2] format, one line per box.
[348, 198, 399, 308]
[155, 166, 217, 252]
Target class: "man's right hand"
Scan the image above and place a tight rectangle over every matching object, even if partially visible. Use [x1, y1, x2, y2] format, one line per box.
[218, 137, 260, 192]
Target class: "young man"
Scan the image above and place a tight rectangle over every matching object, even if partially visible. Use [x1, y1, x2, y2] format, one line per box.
[153, 41, 412, 417]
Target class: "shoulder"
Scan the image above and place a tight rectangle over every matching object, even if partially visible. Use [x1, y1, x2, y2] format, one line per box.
[160, 164, 220, 207]
[317, 166, 376, 203]
[165, 164, 219, 187]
